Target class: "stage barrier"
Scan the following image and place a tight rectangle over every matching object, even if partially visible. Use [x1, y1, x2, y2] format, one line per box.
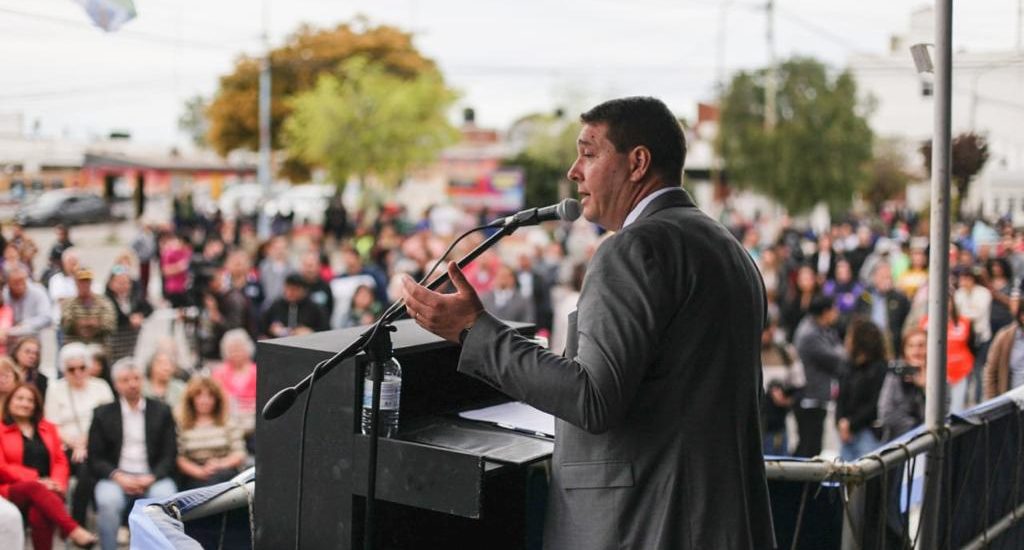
[766, 386, 1024, 550]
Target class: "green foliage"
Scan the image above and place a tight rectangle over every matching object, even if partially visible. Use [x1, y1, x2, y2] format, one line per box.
[920, 132, 990, 221]
[201, 21, 438, 180]
[505, 114, 580, 208]
[178, 95, 208, 147]
[717, 57, 874, 214]
[282, 56, 459, 190]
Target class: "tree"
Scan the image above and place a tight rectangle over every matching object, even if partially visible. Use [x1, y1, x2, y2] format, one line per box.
[282, 56, 459, 189]
[920, 132, 989, 221]
[178, 94, 208, 147]
[717, 57, 873, 214]
[505, 113, 579, 208]
[862, 139, 913, 211]
[201, 21, 437, 179]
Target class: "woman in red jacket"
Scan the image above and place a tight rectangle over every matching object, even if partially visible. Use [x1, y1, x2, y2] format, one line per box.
[0, 383, 97, 549]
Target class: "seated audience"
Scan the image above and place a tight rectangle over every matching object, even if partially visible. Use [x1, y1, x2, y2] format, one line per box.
[89, 358, 177, 550]
[10, 336, 46, 400]
[44, 342, 115, 524]
[143, 351, 186, 410]
[0, 384, 98, 549]
[0, 357, 21, 409]
[176, 377, 247, 490]
[212, 329, 258, 439]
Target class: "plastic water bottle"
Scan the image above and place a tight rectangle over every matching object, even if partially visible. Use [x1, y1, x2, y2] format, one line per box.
[361, 358, 402, 438]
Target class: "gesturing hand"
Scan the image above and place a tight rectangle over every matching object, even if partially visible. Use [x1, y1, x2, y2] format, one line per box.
[402, 262, 484, 343]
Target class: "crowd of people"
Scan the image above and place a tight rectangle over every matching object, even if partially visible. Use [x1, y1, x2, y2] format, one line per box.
[0, 195, 597, 549]
[753, 210, 1024, 459]
[0, 188, 1022, 547]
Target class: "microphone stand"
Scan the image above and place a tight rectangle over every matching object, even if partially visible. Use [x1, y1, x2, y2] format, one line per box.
[262, 218, 523, 550]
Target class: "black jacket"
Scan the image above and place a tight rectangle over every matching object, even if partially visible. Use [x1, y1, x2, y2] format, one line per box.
[261, 296, 329, 337]
[87, 398, 177, 480]
[854, 289, 911, 353]
[836, 358, 888, 433]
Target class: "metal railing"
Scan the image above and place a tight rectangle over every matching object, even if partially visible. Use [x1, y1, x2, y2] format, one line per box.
[765, 386, 1024, 549]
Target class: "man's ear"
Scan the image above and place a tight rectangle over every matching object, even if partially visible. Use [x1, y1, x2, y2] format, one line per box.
[629, 146, 652, 182]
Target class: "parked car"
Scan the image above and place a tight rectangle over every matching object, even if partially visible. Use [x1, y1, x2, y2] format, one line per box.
[14, 190, 112, 226]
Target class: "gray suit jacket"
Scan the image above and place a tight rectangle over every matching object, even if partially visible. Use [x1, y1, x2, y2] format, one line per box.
[459, 188, 775, 549]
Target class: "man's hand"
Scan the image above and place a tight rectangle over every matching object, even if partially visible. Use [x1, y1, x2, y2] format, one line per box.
[113, 472, 145, 495]
[402, 262, 484, 343]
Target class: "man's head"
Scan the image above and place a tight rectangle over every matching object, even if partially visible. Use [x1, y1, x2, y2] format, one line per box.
[494, 265, 517, 291]
[809, 295, 838, 326]
[283, 273, 308, 303]
[75, 267, 94, 297]
[300, 252, 320, 280]
[568, 97, 686, 229]
[6, 265, 28, 299]
[225, 249, 251, 278]
[111, 357, 143, 404]
[871, 261, 893, 292]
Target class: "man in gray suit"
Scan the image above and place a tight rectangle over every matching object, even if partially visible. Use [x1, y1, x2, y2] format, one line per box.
[403, 97, 775, 549]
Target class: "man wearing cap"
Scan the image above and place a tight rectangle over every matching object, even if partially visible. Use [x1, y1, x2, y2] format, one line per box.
[261, 273, 329, 338]
[61, 267, 117, 355]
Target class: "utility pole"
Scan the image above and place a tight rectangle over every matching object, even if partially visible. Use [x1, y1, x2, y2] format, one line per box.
[764, 0, 777, 130]
[258, 0, 273, 238]
[920, 1, 953, 547]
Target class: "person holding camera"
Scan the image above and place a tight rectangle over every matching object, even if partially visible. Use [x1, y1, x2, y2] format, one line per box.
[877, 328, 928, 442]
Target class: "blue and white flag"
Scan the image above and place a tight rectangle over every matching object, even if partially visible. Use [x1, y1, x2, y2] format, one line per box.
[73, 0, 137, 32]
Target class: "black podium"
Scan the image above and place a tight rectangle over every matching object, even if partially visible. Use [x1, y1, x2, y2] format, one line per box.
[255, 319, 552, 550]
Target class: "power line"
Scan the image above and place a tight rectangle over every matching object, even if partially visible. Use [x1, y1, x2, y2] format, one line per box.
[0, 6, 253, 52]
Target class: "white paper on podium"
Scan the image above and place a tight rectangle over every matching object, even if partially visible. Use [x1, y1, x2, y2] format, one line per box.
[458, 401, 555, 438]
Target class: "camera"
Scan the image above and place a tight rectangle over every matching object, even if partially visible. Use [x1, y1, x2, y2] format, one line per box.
[889, 361, 920, 377]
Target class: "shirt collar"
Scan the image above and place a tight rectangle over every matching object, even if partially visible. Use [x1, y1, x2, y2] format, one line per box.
[120, 396, 146, 414]
[622, 187, 681, 229]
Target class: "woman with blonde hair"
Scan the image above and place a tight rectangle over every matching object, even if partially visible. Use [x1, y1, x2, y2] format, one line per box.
[0, 358, 22, 409]
[176, 377, 246, 490]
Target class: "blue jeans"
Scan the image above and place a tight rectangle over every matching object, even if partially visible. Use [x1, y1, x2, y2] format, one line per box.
[763, 430, 789, 457]
[95, 477, 177, 550]
[840, 428, 881, 462]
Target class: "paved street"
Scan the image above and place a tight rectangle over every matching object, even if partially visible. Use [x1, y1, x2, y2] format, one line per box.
[21, 199, 181, 379]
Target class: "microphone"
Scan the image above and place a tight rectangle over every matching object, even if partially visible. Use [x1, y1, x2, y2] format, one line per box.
[493, 198, 581, 227]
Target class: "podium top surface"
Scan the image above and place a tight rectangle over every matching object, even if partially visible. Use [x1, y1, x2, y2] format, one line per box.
[258, 318, 532, 356]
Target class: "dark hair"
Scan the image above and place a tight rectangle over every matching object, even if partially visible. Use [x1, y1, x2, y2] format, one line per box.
[986, 257, 1011, 280]
[2, 383, 44, 426]
[808, 294, 835, 317]
[580, 97, 687, 184]
[285, 273, 308, 289]
[847, 318, 888, 364]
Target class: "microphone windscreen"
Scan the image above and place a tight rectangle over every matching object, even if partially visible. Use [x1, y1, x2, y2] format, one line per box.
[558, 199, 582, 222]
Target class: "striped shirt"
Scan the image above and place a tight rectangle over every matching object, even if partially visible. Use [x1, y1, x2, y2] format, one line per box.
[177, 420, 246, 465]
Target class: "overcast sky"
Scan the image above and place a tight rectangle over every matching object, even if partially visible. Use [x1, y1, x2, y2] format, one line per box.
[1, 0, 1021, 146]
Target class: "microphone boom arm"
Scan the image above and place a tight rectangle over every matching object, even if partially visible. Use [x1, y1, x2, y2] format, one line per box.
[261, 220, 520, 420]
